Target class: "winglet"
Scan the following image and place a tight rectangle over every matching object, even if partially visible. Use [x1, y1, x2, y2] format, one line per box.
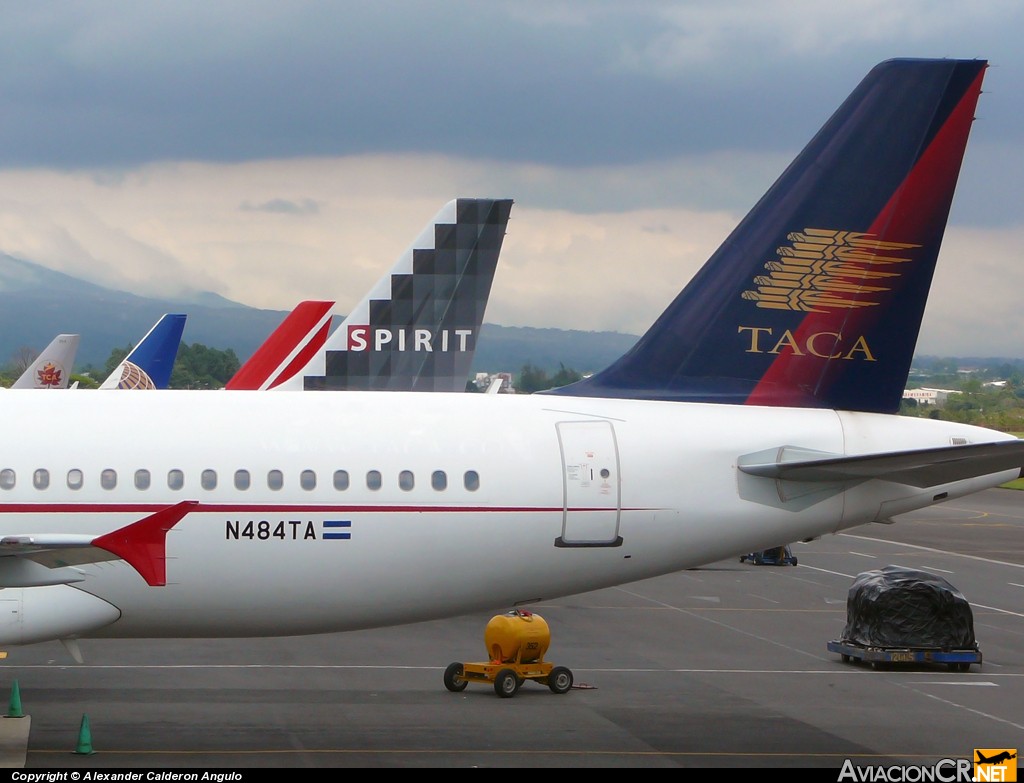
[92, 501, 198, 586]
[225, 301, 336, 390]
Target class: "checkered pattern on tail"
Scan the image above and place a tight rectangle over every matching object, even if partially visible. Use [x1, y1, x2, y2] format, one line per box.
[304, 198, 512, 391]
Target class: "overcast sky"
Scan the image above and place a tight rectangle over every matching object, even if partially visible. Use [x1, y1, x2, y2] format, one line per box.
[1, 1, 1022, 357]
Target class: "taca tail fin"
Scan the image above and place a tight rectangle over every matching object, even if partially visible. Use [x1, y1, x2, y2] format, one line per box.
[225, 301, 335, 390]
[282, 198, 513, 392]
[546, 58, 987, 414]
[99, 314, 187, 390]
[12, 333, 80, 389]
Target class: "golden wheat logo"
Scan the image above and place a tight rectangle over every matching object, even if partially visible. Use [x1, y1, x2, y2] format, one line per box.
[742, 228, 920, 312]
[974, 749, 1017, 782]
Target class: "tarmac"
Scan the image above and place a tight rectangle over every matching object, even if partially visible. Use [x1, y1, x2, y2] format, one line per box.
[0, 486, 1020, 770]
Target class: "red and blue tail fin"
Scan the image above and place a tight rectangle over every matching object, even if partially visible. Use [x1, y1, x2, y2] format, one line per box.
[545, 58, 987, 413]
[224, 300, 335, 390]
[99, 313, 186, 390]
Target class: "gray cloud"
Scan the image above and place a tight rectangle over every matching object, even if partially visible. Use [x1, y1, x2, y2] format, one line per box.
[3, 3, 1022, 190]
[240, 198, 320, 216]
[1, 2, 1022, 357]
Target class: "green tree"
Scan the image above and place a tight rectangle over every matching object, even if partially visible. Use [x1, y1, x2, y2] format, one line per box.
[70, 373, 100, 390]
[550, 363, 583, 390]
[899, 398, 919, 416]
[169, 343, 241, 389]
[516, 362, 584, 393]
[86, 342, 241, 389]
[516, 363, 550, 394]
[105, 346, 131, 379]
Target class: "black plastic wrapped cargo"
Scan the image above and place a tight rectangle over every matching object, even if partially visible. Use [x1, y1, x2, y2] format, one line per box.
[841, 565, 976, 649]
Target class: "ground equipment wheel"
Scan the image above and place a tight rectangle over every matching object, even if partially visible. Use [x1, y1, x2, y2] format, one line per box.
[443, 662, 468, 692]
[494, 668, 520, 698]
[547, 666, 573, 694]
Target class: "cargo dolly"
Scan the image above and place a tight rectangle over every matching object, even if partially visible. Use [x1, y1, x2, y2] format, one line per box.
[739, 545, 797, 566]
[827, 639, 981, 671]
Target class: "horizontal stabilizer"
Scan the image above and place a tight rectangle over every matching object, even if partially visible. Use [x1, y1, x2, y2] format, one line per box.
[738, 440, 1024, 488]
[1, 501, 198, 586]
[93, 501, 198, 585]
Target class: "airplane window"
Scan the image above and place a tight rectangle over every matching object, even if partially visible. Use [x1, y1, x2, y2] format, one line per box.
[333, 470, 349, 491]
[201, 470, 217, 490]
[168, 469, 184, 491]
[301, 470, 316, 491]
[101, 469, 117, 490]
[67, 469, 84, 491]
[34, 469, 50, 490]
[134, 470, 150, 490]
[366, 470, 382, 491]
[234, 470, 250, 490]
[268, 470, 283, 491]
[0, 469, 13, 490]
[431, 470, 447, 491]
[464, 470, 480, 491]
[399, 470, 414, 491]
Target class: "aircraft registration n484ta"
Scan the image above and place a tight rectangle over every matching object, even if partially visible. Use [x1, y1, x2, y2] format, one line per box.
[0, 58, 1021, 653]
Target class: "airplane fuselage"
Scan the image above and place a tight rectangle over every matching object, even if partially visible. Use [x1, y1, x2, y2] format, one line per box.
[0, 389, 1015, 644]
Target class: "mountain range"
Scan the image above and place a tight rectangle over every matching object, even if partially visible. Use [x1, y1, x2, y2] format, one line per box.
[0, 254, 640, 377]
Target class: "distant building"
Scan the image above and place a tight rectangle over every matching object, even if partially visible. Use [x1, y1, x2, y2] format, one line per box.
[472, 372, 516, 393]
[902, 388, 960, 406]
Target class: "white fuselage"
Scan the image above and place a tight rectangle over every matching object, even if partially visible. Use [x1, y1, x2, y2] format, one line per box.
[0, 389, 1016, 643]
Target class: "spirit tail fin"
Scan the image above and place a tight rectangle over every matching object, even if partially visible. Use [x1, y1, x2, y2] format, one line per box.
[291, 198, 513, 392]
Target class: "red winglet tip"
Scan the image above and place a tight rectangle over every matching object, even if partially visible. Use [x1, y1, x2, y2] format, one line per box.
[93, 501, 198, 586]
